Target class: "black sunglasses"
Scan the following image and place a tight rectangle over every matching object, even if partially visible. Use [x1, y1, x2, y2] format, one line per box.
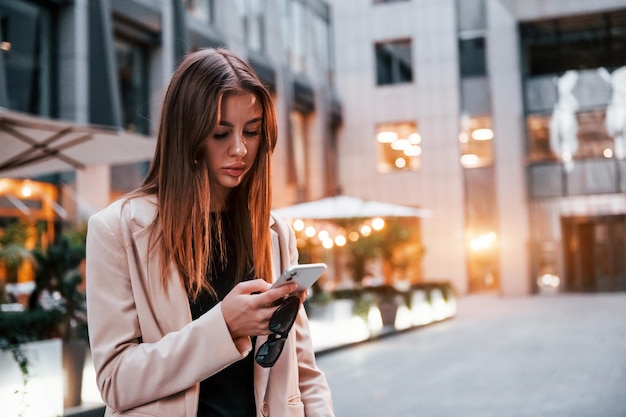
[255, 295, 300, 368]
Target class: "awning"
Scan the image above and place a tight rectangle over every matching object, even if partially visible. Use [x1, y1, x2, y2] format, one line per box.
[0, 108, 156, 178]
[272, 195, 431, 220]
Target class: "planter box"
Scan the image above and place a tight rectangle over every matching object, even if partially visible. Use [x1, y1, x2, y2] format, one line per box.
[307, 299, 355, 322]
[410, 289, 434, 325]
[0, 338, 63, 417]
[64, 339, 88, 408]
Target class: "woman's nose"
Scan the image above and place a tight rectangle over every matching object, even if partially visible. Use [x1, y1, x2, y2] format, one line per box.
[230, 134, 247, 156]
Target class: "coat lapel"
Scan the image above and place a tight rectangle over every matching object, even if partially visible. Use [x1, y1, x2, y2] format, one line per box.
[254, 214, 288, 407]
[127, 199, 191, 334]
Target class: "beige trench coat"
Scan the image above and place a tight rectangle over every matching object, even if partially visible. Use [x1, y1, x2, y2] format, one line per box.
[86, 195, 334, 417]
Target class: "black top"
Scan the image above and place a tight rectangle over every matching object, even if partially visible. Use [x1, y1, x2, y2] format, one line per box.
[189, 211, 256, 417]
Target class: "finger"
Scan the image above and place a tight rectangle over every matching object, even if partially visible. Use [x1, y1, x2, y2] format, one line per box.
[232, 279, 271, 295]
[297, 289, 309, 304]
[255, 283, 298, 306]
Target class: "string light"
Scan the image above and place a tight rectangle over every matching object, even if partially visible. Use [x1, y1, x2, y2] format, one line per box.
[293, 219, 305, 231]
[21, 185, 33, 197]
[371, 217, 385, 230]
[286, 217, 389, 250]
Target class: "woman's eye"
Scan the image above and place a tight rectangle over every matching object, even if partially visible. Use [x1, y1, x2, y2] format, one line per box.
[244, 130, 260, 137]
[213, 132, 229, 140]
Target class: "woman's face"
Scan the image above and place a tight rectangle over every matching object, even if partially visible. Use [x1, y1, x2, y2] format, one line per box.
[205, 92, 263, 206]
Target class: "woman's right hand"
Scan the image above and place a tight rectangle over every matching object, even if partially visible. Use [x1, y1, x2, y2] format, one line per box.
[221, 279, 297, 340]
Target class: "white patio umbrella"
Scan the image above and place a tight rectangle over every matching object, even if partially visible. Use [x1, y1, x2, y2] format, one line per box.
[272, 195, 430, 220]
[0, 108, 156, 178]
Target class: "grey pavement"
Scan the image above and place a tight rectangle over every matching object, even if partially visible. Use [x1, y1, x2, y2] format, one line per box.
[315, 293, 626, 417]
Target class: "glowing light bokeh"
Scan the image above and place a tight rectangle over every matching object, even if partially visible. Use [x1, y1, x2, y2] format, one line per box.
[371, 217, 385, 230]
[334, 235, 347, 246]
[471, 128, 494, 140]
[377, 131, 398, 143]
[292, 219, 305, 231]
[394, 158, 407, 168]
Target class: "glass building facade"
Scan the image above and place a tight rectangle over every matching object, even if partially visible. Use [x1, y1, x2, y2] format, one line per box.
[0, 0, 341, 231]
[327, 0, 626, 295]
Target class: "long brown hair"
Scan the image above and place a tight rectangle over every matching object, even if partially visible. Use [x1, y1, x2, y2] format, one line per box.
[138, 48, 277, 300]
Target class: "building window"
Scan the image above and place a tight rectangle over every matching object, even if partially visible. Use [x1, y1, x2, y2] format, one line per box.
[527, 110, 615, 164]
[312, 6, 332, 84]
[288, 110, 310, 200]
[459, 37, 486, 77]
[184, 0, 213, 25]
[282, 0, 307, 73]
[375, 39, 413, 86]
[521, 10, 626, 77]
[375, 122, 421, 172]
[459, 115, 493, 168]
[0, 0, 53, 116]
[237, 0, 265, 52]
[115, 39, 149, 135]
[456, 0, 486, 32]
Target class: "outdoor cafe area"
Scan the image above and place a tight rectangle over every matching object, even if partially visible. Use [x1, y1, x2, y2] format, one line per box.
[1, 189, 457, 416]
[273, 195, 457, 351]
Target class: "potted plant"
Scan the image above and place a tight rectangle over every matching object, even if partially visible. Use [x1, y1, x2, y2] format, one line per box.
[0, 225, 88, 412]
[31, 229, 88, 409]
[0, 221, 36, 306]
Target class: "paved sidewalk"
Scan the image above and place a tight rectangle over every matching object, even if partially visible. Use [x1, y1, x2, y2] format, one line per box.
[315, 293, 626, 417]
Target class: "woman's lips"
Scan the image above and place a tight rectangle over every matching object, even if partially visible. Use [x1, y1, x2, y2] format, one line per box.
[223, 165, 246, 176]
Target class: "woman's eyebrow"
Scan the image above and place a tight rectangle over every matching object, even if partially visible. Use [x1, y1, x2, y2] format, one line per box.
[218, 116, 262, 127]
[246, 116, 263, 125]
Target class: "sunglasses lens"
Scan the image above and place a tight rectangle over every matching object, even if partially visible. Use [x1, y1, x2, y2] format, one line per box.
[255, 337, 287, 368]
[255, 296, 300, 368]
[268, 296, 299, 333]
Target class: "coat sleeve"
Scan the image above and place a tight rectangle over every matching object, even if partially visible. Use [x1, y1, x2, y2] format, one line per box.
[86, 207, 249, 412]
[275, 216, 335, 416]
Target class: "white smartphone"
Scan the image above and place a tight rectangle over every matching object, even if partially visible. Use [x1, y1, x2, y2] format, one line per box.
[271, 263, 327, 293]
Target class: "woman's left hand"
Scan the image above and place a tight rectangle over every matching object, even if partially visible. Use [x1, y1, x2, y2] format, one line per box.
[221, 279, 297, 339]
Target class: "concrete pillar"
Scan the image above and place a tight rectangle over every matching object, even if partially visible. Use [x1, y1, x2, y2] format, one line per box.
[75, 164, 111, 217]
[487, 0, 531, 295]
[58, 0, 111, 214]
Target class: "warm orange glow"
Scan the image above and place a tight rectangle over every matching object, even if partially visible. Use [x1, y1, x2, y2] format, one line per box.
[334, 235, 347, 246]
[371, 217, 385, 230]
[471, 128, 494, 140]
[469, 232, 497, 252]
[376, 131, 398, 143]
[0, 178, 59, 221]
[292, 219, 305, 231]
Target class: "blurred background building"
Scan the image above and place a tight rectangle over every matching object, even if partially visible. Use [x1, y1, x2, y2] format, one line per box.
[2, 0, 626, 297]
[327, 0, 626, 296]
[0, 0, 340, 278]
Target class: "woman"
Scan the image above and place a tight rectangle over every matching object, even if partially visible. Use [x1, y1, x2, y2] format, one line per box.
[86, 48, 334, 417]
